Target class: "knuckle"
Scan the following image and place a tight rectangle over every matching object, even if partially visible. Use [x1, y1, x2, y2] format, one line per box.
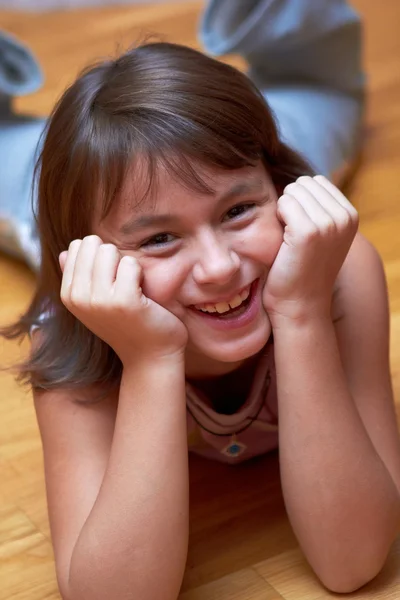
[84, 234, 102, 244]
[68, 239, 82, 250]
[338, 208, 358, 231]
[97, 243, 120, 261]
[278, 193, 294, 206]
[113, 295, 134, 313]
[313, 174, 325, 183]
[350, 207, 359, 224]
[60, 291, 69, 307]
[322, 219, 336, 235]
[336, 214, 352, 231]
[284, 182, 296, 193]
[297, 175, 312, 185]
[89, 295, 105, 310]
[113, 298, 128, 311]
[302, 225, 319, 242]
[121, 254, 139, 269]
[69, 289, 87, 307]
[99, 243, 118, 253]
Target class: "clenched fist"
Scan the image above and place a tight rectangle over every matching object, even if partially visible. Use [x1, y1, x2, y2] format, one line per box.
[59, 236, 188, 366]
[263, 175, 359, 325]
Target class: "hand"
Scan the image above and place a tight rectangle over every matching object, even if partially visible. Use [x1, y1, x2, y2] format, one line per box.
[263, 175, 359, 325]
[59, 236, 189, 365]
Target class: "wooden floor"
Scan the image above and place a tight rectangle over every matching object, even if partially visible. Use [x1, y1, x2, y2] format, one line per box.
[1, 1, 400, 598]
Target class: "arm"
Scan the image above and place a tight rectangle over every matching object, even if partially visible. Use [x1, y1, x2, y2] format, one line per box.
[274, 233, 400, 593]
[68, 357, 189, 600]
[41, 235, 190, 599]
[35, 352, 189, 600]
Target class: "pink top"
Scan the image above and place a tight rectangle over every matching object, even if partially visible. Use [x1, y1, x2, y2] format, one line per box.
[186, 343, 279, 463]
[32, 313, 279, 464]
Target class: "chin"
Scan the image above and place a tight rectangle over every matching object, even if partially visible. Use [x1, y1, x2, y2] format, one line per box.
[195, 321, 272, 364]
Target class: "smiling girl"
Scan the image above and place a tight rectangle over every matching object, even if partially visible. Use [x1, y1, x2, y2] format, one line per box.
[2, 1, 400, 599]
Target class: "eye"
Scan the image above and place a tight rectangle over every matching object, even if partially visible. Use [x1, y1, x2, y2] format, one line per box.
[223, 203, 256, 222]
[141, 233, 176, 248]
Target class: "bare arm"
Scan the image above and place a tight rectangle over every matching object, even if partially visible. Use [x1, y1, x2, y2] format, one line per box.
[274, 235, 400, 593]
[36, 354, 189, 600]
[40, 235, 191, 599]
[66, 357, 188, 600]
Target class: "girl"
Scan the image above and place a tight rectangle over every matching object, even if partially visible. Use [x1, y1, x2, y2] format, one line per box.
[3, 1, 400, 599]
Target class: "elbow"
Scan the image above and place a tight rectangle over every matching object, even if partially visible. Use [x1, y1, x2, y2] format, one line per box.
[310, 502, 400, 594]
[315, 547, 390, 594]
[60, 549, 185, 600]
[320, 566, 381, 594]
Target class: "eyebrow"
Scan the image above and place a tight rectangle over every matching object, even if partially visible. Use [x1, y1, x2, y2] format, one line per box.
[118, 179, 267, 236]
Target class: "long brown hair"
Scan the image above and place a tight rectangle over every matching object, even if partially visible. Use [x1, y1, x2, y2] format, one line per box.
[2, 41, 313, 397]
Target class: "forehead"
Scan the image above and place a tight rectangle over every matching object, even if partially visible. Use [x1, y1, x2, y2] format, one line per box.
[97, 157, 273, 233]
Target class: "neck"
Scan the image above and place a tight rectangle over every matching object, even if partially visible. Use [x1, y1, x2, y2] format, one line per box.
[185, 357, 245, 379]
[185, 349, 266, 380]
[185, 336, 273, 380]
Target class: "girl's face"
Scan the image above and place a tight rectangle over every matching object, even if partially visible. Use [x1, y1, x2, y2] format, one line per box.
[97, 160, 283, 377]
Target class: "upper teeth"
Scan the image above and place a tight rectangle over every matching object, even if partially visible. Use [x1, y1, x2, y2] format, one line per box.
[195, 286, 251, 314]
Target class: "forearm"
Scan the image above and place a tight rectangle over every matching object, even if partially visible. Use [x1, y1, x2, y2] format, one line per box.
[68, 357, 189, 600]
[274, 316, 400, 590]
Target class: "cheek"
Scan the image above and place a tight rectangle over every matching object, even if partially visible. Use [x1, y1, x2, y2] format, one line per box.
[241, 219, 283, 264]
[138, 260, 184, 306]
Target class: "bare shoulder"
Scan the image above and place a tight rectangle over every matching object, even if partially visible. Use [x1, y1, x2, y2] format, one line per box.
[32, 331, 119, 595]
[332, 231, 388, 324]
[331, 236, 400, 496]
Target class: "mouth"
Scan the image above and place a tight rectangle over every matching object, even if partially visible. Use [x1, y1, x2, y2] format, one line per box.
[188, 279, 261, 330]
[192, 283, 252, 317]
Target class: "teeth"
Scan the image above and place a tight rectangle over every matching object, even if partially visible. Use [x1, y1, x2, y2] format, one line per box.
[195, 285, 251, 314]
[228, 294, 243, 309]
[204, 304, 217, 313]
[215, 302, 230, 314]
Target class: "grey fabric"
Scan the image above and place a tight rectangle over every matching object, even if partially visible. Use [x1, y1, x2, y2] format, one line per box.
[0, 0, 178, 9]
[0, 31, 45, 269]
[0, 0, 365, 270]
[200, 0, 365, 178]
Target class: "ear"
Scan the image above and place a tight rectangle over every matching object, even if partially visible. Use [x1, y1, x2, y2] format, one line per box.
[59, 251, 68, 273]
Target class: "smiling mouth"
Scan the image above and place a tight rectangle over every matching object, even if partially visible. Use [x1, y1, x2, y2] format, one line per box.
[192, 284, 251, 316]
[190, 282, 254, 318]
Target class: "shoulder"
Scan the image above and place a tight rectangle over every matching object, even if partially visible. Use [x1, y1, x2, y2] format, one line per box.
[31, 330, 119, 470]
[331, 236, 400, 497]
[32, 335, 119, 594]
[332, 232, 388, 325]
[331, 230, 391, 395]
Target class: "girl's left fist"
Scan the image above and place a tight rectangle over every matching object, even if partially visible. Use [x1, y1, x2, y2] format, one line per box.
[263, 175, 359, 325]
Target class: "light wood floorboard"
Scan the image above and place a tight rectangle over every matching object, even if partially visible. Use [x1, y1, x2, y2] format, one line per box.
[0, 1, 399, 598]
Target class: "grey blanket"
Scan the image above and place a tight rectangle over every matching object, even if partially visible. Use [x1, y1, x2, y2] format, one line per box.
[0, 30, 45, 269]
[0, 0, 365, 271]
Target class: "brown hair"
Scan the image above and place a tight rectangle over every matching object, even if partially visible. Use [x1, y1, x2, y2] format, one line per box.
[2, 41, 313, 398]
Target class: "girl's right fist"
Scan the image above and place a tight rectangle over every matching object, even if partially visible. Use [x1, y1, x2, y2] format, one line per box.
[59, 236, 188, 365]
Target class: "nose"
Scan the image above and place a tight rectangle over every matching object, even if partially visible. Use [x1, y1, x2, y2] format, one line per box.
[192, 229, 240, 285]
